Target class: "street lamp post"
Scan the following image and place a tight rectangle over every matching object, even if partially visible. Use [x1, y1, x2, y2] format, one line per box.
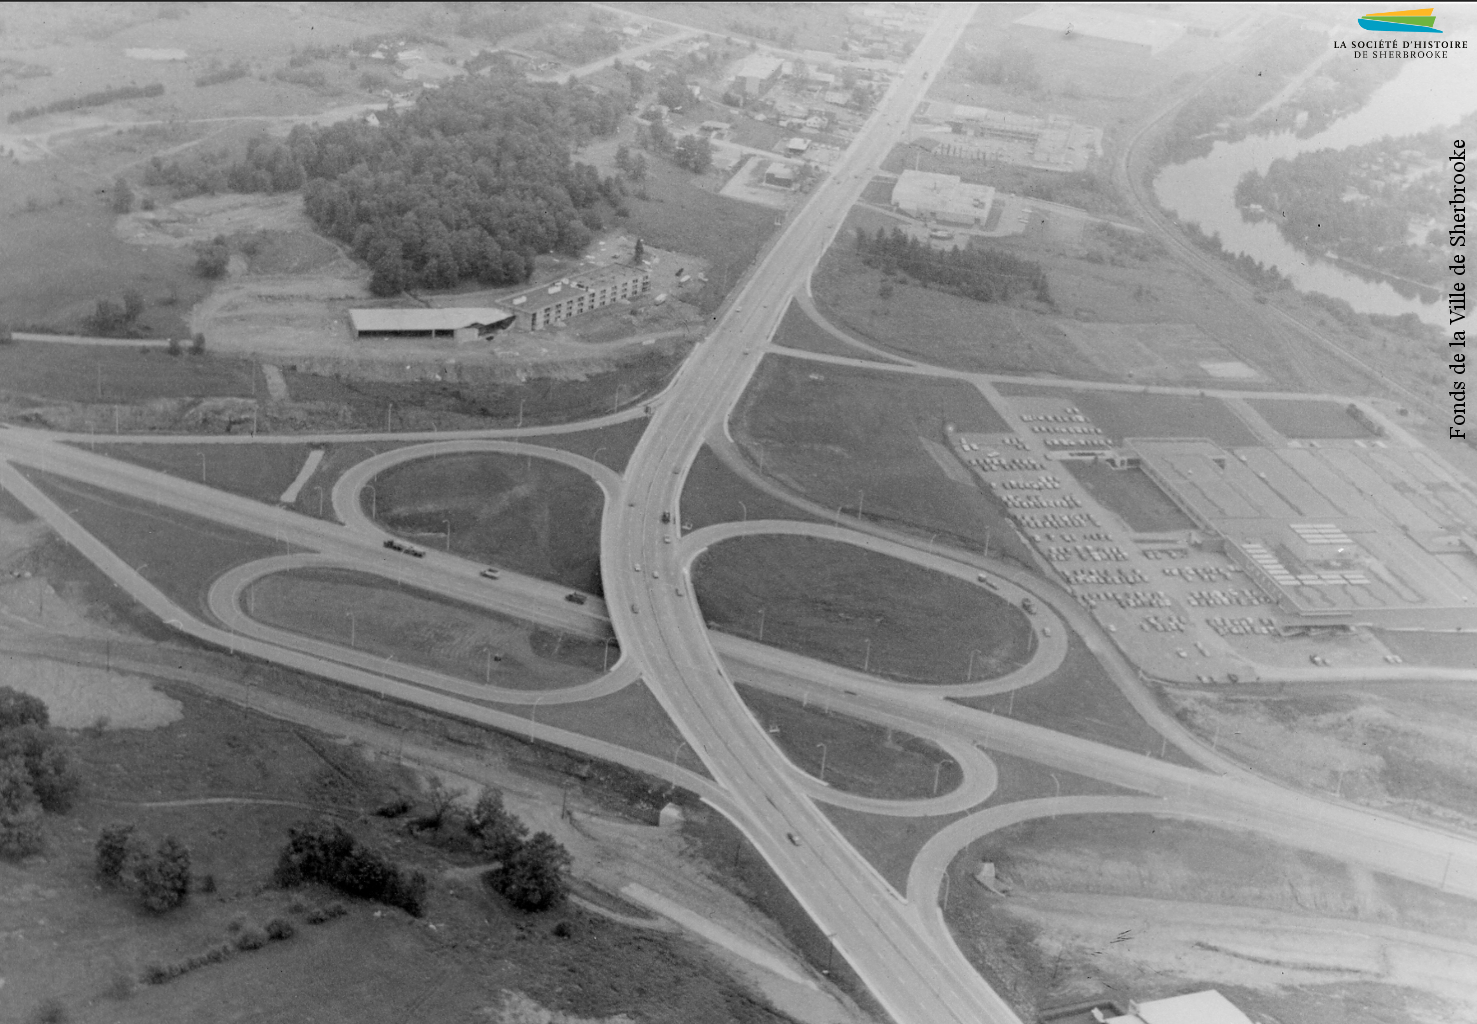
[443, 519, 452, 551]
[603, 637, 615, 671]
[198, 451, 206, 483]
[316, 486, 324, 517]
[857, 491, 864, 519]
[530, 696, 544, 733]
[967, 649, 979, 682]
[671, 740, 688, 777]
[738, 500, 747, 523]
[933, 759, 953, 796]
[983, 527, 991, 558]
[517, 398, 524, 428]
[366, 484, 377, 520]
[386, 402, 394, 433]
[816, 742, 828, 783]
[862, 637, 871, 673]
[940, 870, 951, 910]
[346, 611, 356, 648]
[757, 608, 765, 643]
[485, 647, 493, 683]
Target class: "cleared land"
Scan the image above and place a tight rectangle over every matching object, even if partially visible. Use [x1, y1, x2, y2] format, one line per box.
[770, 298, 894, 363]
[678, 445, 823, 534]
[1248, 398, 1374, 440]
[734, 683, 963, 799]
[731, 354, 1022, 556]
[1163, 679, 1477, 832]
[693, 534, 1034, 686]
[812, 212, 1088, 378]
[1062, 461, 1194, 534]
[954, 627, 1197, 766]
[943, 813, 1477, 1024]
[822, 752, 1136, 892]
[0, 342, 261, 404]
[370, 452, 604, 593]
[245, 567, 612, 691]
[20, 467, 287, 620]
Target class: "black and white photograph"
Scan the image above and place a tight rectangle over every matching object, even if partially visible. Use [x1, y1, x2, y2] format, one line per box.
[0, 3, 1474, 1022]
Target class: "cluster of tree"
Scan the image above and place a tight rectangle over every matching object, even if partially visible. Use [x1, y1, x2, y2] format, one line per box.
[443, 4, 550, 44]
[7, 82, 164, 123]
[349, 31, 443, 57]
[195, 60, 249, 87]
[614, 144, 648, 183]
[1179, 220, 1291, 294]
[286, 44, 348, 68]
[635, 123, 712, 174]
[95, 824, 193, 912]
[84, 289, 146, 336]
[274, 820, 429, 916]
[857, 227, 1052, 305]
[111, 176, 134, 214]
[1233, 113, 1476, 290]
[536, 22, 621, 66]
[657, 73, 692, 112]
[273, 66, 330, 90]
[1154, 30, 1324, 164]
[965, 47, 1040, 94]
[0, 688, 79, 859]
[195, 235, 231, 278]
[147, 65, 628, 296]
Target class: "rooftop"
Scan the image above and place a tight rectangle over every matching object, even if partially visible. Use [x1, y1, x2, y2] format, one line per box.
[349, 307, 513, 333]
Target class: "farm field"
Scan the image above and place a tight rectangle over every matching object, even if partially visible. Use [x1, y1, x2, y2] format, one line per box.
[1248, 398, 1374, 439]
[369, 452, 604, 593]
[771, 298, 894, 363]
[0, 342, 261, 405]
[954, 627, 1197, 766]
[730, 353, 1019, 555]
[20, 467, 287, 620]
[693, 534, 1034, 686]
[1062, 461, 1195, 533]
[0, 669, 792, 1024]
[821, 751, 1136, 892]
[733, 683, 963, 800]
[942, 813, 1477, 1024]
[245, 567, 613, 691]
[679, 444, 824, 534]
[811, 221, 1089, 379]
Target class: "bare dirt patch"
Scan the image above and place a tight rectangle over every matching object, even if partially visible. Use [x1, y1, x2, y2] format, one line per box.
[0, 654, 182, 730]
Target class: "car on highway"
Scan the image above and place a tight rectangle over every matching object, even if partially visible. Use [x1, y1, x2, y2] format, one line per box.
[652, 570, 660, 579]
[383, 539, 400, 551]
[663, 536, 671, 544]
[565, 593, 587, 605]
[480, 567, 501, 580]
[786, 833, 801, 847]
[675, 585, 684, 596]
[403, 545, 426, 558]
[634, 562, 642, 573]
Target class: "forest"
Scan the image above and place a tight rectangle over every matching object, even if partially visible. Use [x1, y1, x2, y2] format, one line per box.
[7, 82, 163, 122]
[143, 63, 629, 295]
[856, 227, 1052, 306]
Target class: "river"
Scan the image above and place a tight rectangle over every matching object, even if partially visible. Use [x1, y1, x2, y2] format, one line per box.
[1154, 54, 1477, 326]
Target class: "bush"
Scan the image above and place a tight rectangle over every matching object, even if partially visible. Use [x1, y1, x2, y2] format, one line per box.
[194, 242, 230, 278]
[31, 997, 68, 1023]
[265, 916, 295, 940]
[95, 823, 138, 884]
[0, 725, 80, 812]
[133, 836, 191, 913]
[190, 332, 206, 355]
[275, 820, 427, 916]
[466, 788, 528, 862]
[0, 687, 48, 730]
[234, 925, 268, 951]
[482, 831, 571, 912]
[304, 900, 347, 924]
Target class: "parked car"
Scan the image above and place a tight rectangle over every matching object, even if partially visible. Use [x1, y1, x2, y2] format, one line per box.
[480, 567, 501, 580]
[565, 593, 587, 605]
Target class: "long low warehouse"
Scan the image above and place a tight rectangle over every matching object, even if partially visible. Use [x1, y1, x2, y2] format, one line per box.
[348, 307, 515, 343]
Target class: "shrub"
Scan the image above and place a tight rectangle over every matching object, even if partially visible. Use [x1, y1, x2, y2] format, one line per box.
[234, 925, 267, 951]
[95, 824, 138, 883]
[265, 916, 295, 940]
[0, 725, 80, 812]
[482, 831, 571, 912]
[0, 687, 48, 729]
[373, 796, 412, 818]
[304, 900, 347, 924]
[133, 836, 191, 913]
[32, 997, 69, 1023]
[194, 242, 230, 278]
[190, 332, 206, 355]
[466, 788, 527, 862]
[199, 872, 216, 893]
[275, 820, 426, 916]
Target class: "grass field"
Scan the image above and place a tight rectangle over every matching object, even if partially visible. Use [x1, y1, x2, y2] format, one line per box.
[622, 150, 778, 314]
[995, 384, 1261, 448]
[21, 467, 287, 621]
[811, 225, 1090, 378]
[522, 416, 650, 473]
[1248, 398, 1375, 439]
[2, 674, 785, 1024]
[1063, 461, 1195, 533]
[0, 342, 262, 404]
[953, 626, 1198, 766]
[694, 534, 1035, 686]
[771, 298, 895, 362]
[370, 452, 604, 593]
[1375, 629, 1477, 668]
[678, 445, 823, 534]
[94, 441, 314, 507]
[731, 354, 1026, 557]
[245, 567, 613, 691]
[734, 683, 963, 799]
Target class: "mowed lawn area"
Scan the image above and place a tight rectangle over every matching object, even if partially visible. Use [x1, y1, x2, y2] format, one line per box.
[734, 683, 963, 799]
[731, 354, 1010, 552]
[93, 441, 315, 507]
[370, 452, 604, 593]
[0, 342, 261, 404]
[1249, 398, 1375, 439]
[771, 298, 895, 362]
[1063, 461, 1195, 533]
[694, 535, 1034, 685]
[953, 626, 1197, 766]
[678, 445, 823, 533]
[20, 467, 287, 620]
[245, 567, 613, 691]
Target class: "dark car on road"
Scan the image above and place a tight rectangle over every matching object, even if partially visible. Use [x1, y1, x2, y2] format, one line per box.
[565, 593, 587, 605]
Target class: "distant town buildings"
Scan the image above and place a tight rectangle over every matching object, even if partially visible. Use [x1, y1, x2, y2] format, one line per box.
[518, 264, 652, 331]
[1011, 4, 1187, 57]
[763, 162, 796, 188]
[918, 101, 1102, 173]
[891, 170, 995, 227]
[730, 53, 784, 97]
[348, 308, 515, 343]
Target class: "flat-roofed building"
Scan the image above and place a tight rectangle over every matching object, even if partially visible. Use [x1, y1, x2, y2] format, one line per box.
[521, 264, 651, 331]
[891, 169, 995, 226]
[763, 162, 795, 187]
[731, 53, 784, 96]
[348, 307, 514, 343]
[1012, 4, 1186, 57]
[1107, 990, 1253, 1024]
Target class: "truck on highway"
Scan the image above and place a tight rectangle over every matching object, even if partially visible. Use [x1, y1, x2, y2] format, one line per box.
[660, 511, 671, 524]
[1020, 597, 1035, 615]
